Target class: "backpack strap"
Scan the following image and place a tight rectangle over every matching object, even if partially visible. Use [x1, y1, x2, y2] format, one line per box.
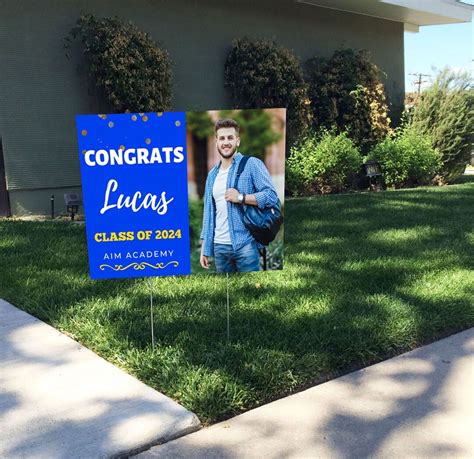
[233, 155, 250, 190]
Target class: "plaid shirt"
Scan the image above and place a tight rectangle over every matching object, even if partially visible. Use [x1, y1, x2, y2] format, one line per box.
[200, 152, 279, 257]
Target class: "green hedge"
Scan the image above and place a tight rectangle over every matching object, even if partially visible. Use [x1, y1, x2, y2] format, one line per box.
[287, 131, 361, 196]
[368, 128, 441, 188]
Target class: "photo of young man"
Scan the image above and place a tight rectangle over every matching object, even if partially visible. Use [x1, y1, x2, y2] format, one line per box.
[199, 118, 280, 273]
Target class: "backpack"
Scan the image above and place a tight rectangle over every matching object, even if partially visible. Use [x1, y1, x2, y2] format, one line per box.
[233, 156, 283, 246]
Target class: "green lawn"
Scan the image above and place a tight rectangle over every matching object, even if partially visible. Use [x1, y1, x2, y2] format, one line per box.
[1, 183, 473, 423]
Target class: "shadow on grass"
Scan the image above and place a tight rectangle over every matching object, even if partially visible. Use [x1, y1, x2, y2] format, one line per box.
[453, 174, 474, 185]
[0, 184, 473, 422]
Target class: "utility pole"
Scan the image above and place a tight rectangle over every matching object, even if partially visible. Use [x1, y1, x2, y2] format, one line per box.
[409, 72, 431, 95]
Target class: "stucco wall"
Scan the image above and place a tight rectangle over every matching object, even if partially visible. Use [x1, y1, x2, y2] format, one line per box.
[0, 0, 404, 215]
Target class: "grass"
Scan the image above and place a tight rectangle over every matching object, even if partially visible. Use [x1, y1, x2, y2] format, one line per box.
[1, 183, 473, 423]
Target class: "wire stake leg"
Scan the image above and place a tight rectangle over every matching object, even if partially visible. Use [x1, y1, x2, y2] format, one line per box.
[150, 281, 155, 350]
[226, 273, 230, 342]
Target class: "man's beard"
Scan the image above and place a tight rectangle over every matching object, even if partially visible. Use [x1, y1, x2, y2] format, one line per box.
[217, 144, 237, 159]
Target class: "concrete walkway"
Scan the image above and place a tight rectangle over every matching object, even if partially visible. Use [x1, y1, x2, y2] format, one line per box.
[0, 299, 200, 458]
[138, 328, 474, 459]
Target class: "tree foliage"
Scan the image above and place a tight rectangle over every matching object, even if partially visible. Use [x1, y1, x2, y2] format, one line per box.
[219, 109, 282, 161]
[305, 49, 391, 152]
[186, 111, 214, 139]
[186, 111, 214, 198]
[66, 14, 172, 112]
[410, 68, 474, 182]
[224, 38, 310, 148]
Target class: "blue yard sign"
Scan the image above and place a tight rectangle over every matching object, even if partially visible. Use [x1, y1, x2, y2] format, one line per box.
[76, 112, 191, 279]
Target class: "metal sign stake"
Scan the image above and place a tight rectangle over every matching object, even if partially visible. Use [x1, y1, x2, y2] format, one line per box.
[149, 279, 155, 350]
[226, 272, 230, 342]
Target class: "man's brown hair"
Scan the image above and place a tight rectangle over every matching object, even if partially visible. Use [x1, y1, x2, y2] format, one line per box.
[214, 118, 240, 136]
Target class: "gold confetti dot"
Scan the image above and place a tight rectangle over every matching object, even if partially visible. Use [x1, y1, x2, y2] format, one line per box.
[108, 122, 114, 128]
[142, 115, 148, 122]
[132, 115, 137, 121]
[145, 138, 151, 145]
[82, 150, 86, 155]
[98, 114, 107, 119]
[157, 112, 163, 117]
[119, 145, 125, 151]
[175, 120, 181, 127]
[81, 130, 87, 136]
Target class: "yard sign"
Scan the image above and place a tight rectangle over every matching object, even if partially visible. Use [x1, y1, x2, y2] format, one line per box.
[76, 112, 191, 279]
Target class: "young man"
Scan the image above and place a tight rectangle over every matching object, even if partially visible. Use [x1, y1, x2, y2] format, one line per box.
[200, 118, 279, 273]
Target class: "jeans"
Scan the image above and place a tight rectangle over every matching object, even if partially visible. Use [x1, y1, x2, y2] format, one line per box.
[214, 241, 260, 273]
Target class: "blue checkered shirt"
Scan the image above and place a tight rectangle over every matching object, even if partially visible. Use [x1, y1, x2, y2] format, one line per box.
[200, 152, 279, 257]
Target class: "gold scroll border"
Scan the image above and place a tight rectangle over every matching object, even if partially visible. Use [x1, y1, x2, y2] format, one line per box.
[99, 261, 179, 271]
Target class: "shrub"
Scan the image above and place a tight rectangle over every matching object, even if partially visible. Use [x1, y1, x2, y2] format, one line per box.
[411, 68, 474, 182]
[287, 131, 361, 196]
[368, 128, 441, 188]
[305, 49, 391, 152]
[263, 238, 283, 271]
[188, 198, 203, 245]
[224, 38, 310, 149]
[66, 14, 172, 112]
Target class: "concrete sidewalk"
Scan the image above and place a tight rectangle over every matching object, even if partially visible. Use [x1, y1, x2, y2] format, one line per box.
[0, 299, 200, 458]
[138, 328, 474, 459]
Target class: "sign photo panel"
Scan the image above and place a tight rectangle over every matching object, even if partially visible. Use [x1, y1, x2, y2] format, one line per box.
[76, 108, 285, 279]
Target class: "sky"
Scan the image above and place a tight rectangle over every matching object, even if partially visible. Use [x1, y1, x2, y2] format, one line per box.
[404, 14, 473, 93]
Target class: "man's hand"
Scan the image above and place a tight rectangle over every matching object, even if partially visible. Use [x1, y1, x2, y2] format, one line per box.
[200, 254, 210, 269]
[225, 188, 240, 203]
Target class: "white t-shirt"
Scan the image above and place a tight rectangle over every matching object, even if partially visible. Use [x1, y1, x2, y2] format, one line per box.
[212, 166, 232, 244]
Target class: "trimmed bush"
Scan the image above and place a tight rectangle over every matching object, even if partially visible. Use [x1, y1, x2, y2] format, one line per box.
[305, 49, 391, 152]
[66, 14, 172, 112]
[411, 68, 474, 182]
[368, 128, 441, 188]
[224, 38, 310, 148]
[287, 131, 361, 196]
